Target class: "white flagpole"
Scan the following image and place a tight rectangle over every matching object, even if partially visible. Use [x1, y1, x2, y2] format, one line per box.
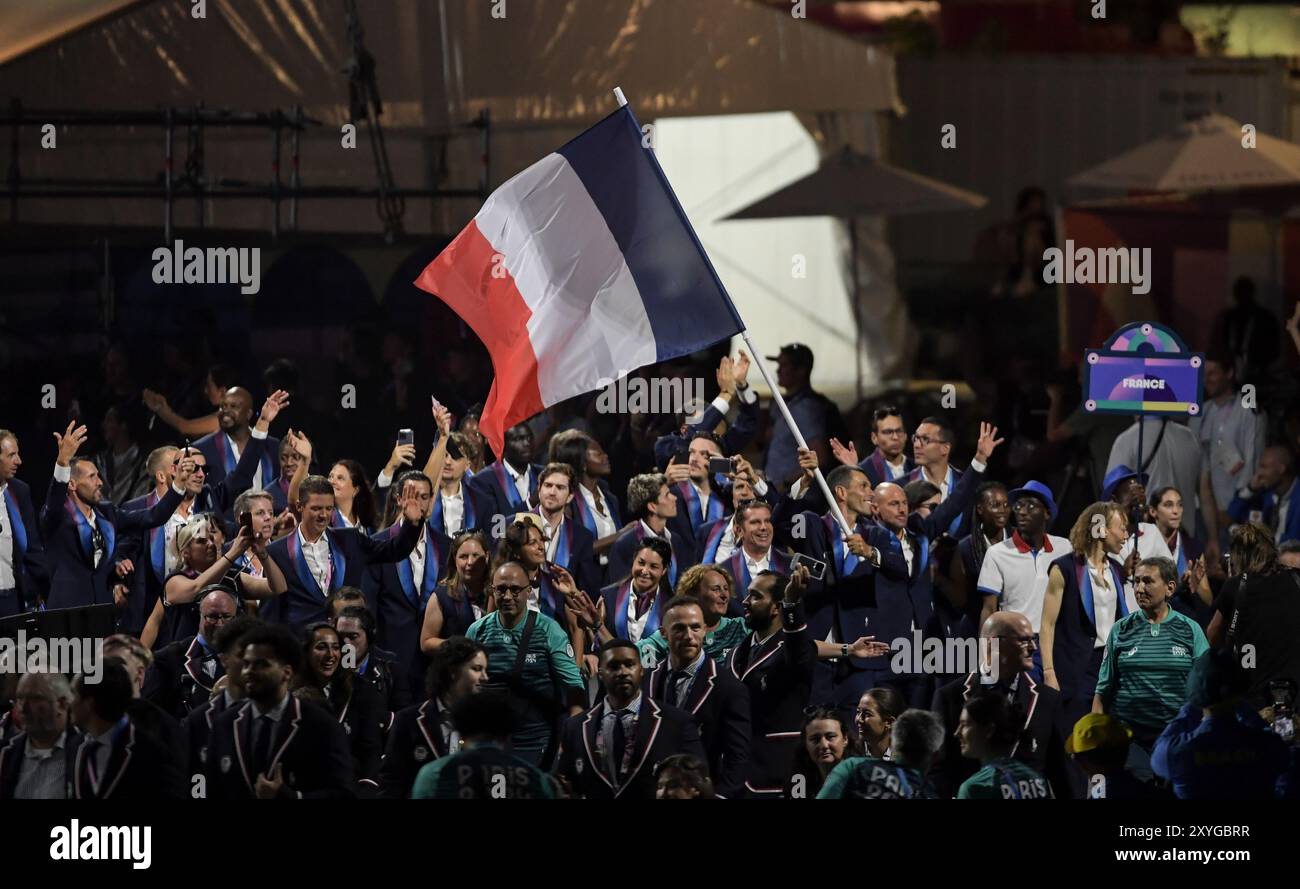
[611, 86, 855, 538]
[741, 332, 855, 538]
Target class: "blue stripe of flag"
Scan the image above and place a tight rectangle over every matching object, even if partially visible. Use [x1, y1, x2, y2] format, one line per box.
[556, 107, 743, 361]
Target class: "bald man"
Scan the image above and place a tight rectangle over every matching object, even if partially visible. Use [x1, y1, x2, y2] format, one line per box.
[192, 386, 282, 495]
[929, 611, 1071, 798]
[866, 422, 1003, 707]
[1227, 444, 1300, 545]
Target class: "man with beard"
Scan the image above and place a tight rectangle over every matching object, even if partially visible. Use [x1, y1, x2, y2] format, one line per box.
[555, 640, 704, 799]
[643, 595, 751, 797]
[467, 422, 542, 539]
[205, 623, 354, 799]
[41, 420, 194, 611]
[728, 565, 816, 797]
[0, 672, 82, 799]
[183, 613, 260, 778]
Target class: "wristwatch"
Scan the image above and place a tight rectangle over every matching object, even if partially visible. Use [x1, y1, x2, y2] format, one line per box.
[840, 644, 849, 659]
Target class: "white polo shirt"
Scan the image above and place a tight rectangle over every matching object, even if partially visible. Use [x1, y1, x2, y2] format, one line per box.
[976, 530, 1071, 633]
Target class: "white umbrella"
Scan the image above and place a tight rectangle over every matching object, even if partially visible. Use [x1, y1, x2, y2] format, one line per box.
[1068, 113, 1300, 192]
[721, 147, 987, 397]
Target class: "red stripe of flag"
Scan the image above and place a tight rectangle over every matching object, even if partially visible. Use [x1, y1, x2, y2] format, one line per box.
[414, 220, 543, 456]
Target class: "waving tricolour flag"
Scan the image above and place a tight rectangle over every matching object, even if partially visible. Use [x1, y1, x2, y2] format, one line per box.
[415, 102, 744, 455]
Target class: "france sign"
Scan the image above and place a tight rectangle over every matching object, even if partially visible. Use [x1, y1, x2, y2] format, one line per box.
[1083, 322, 1204, 417]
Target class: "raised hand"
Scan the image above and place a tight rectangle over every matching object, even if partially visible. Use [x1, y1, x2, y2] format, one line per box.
[731, 454, 755, 485]
[786, 562, 810, 603]
[53, 420, 88, 467]
[142, 389, 169, 413]
[716, 356, 736, 395]
[974, 422, 1005, 464]
[796, 446, 819, 475]
[174, 453, 196, 488]
[433, 403, 453, 436]
[287, 428, 312, 460]
[547, 563, 578, 598]
[664, 461, 691, 485]
[257, 389, 291, 429]
[387, 441, 416, 472]
[829, 437, 859, 468]
[732, 350, 751, 387]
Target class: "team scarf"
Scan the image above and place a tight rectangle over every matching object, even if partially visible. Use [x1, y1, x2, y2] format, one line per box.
[392, 523, 443, 612]
[287, 530, 346, 598]
[1074, 555, 1130, 629]
[147, 491, 167, 581]
[676, 481, 724, 532]
[823, 514, 862, 578]
[491, 461, 532, 511]
[535, 571, 565, 619]
[699, 518, 729, 565]
[635, 524, 678, 587]
[212, 433, 275, 488]
[533, 506, 573, 569]
[430, 483, 476, 535]
[728, 548, 788, 592]
[3, 487, 27, 556]
[1163, 528, 1188, 578]
[612, 579, 662, 640]
[64, 498, 114, 566]
[571, 481, 620, 538]
[889, 530, 929, 580]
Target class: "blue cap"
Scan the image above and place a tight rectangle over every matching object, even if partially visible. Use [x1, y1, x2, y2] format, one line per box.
[1101, 465, 1149, 502]
[1008, 480, 1057, 521]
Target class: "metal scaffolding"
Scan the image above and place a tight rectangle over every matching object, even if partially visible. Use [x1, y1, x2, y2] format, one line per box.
[3, 100, 492, 243]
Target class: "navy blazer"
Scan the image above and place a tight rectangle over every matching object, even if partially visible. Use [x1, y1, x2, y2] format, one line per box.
[930, 671, 1072, 799]
[789, 510, 909, 670]
[260, 520, 422, 629]
[719, 547, 794, 618]
[644, 654, 751, 798]
[191, 430, 281, 501]
[39, 474, 182, 610]
[366, 523, 451, 693]
[570, 479, 622, 542]
[554, 698, 706, 800]
[905, 464, 969, 538]
[71, 718, 183, 800]
[727, 600, 816, 796]
[1045, 552, 1129, 708]
[143, 634, 224, 719]
[652, 395, 762, 469]
[859, 449, 914, 488]
[379, 697, 453, 799]
[183, 692, 239, 779]
[205, 695, 354, 799]
[1229, 481, 1300, 545]
[874, 464, 985, 645]
[1, 478, 47, 612]
[466, 460, 541, 542]
[607, 523, 696, 592]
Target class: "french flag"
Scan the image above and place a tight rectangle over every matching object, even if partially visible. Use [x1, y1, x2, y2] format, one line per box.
[415, 103, 744, 455]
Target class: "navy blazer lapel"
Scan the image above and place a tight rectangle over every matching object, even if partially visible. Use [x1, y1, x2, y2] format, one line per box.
[98, 723, 136, 799]
[619, 699, 663, 795]
[684, 657, 718, 715]
[232, 705, 256, 792]
[647, 663, 666, 700]
[416, 699, 448, 758]
[739, 633, 784, 682]
[183, 637, 214, 692]
[269, 698, 304, 772]
[580, 708, 614, 791]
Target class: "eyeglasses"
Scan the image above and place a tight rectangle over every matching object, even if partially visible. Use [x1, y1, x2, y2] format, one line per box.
[994, 634, 1037, 649]
[202, 613, 234, 623]
[912, 434, 947, 447]
[493, 584, 529, 595]
[876, 428, 906, 438]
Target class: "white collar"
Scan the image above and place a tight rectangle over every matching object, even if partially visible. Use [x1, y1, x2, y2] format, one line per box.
[604, 693, 642, 718]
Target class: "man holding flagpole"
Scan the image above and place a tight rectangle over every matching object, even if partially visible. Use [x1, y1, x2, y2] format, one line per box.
[414, 87, 857, 555]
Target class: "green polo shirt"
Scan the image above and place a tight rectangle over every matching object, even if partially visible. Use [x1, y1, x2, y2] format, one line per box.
[637, 616, 748, 668]
[817, 756, 937, 799]
[1094, 607, 1208, 740]
[466, 610, 585, 703]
